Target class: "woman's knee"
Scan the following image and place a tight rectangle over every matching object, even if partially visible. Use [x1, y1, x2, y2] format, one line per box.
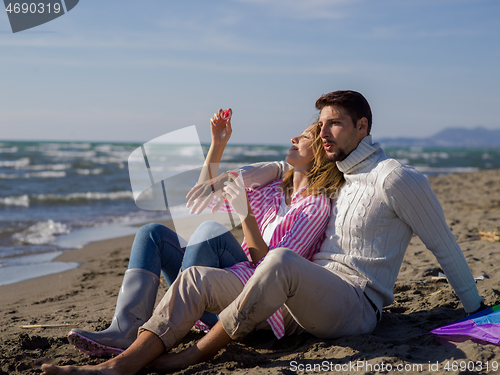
[132, 223, 181, 259]
[136, 223, 168, 239]
[192, 221, 228, 239]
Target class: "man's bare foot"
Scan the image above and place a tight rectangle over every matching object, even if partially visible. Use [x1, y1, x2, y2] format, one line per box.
[148, 321, 232, 373]
[41, 363, 117, 375]
[147, 352, 189, 373]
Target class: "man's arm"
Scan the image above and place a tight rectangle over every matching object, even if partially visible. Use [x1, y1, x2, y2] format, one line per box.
[384, 165, 483, 313]
[235, 161, 289, 188]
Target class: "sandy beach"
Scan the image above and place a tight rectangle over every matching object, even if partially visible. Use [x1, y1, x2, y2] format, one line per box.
[1, 169, 500, 375]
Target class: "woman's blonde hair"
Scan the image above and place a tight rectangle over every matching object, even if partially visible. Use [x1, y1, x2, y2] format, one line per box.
[281, 122, 344, 199]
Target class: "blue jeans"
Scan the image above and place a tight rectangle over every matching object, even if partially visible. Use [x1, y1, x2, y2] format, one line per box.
[128, 221, 248, 327]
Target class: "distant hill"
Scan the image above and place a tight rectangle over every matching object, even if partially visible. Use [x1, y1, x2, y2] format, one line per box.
[378, 126, 500, 148]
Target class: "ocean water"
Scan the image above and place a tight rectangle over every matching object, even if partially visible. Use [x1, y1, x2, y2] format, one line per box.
[383, 147, 500, 176]
[0, 140, 288, 285]
[1, 140, 499, 286]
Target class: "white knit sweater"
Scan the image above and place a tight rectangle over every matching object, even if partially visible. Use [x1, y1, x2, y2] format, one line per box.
[238, 136, 483, 313]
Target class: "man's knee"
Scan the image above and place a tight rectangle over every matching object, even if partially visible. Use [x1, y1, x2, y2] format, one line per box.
[178, 265, 225, 294]
[260, 248, 303, 273]
[177, 266, 242, 312]
[178, 265, 205, 288]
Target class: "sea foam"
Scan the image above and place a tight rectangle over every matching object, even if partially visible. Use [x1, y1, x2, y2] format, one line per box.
[12, 219, 70, 245]
[0, 195, 30, 207]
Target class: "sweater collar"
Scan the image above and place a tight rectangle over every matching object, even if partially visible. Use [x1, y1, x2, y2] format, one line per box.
[337, 135, 381, 174]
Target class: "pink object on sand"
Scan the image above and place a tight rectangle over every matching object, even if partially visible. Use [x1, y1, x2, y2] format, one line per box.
[193, 320, 211, 333]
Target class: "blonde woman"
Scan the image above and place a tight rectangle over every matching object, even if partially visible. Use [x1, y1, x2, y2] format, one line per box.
[54, 111, 343, 373]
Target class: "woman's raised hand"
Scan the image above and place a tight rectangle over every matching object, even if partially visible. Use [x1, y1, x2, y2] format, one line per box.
[210, 108, 232, 145]
[187, 108, 233, 213]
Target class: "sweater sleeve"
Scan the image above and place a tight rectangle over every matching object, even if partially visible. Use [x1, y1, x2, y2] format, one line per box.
[383, 165, 483, 313]
[232, 161, 289, 188]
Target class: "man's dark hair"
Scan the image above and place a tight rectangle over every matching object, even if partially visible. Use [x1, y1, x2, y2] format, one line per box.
[315, 90, 372, 135]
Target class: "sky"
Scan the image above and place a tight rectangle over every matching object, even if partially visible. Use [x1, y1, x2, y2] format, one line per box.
[1, 0, 499, 145]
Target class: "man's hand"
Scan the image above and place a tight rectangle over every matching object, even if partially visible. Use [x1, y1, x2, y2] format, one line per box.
[186, 172, 229, 214]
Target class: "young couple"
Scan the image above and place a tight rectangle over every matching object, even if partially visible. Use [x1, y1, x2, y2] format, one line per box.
[42, 90, 484, 375]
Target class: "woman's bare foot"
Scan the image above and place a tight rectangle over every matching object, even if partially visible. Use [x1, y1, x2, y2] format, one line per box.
[41, 363, 117, 375]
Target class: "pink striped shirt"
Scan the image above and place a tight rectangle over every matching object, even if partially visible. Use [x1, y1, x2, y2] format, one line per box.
[224, 179, 331, 338]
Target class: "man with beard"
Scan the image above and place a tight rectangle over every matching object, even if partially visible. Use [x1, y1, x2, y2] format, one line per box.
[41, 90, 484, 375]
[213, 90, 484, 335]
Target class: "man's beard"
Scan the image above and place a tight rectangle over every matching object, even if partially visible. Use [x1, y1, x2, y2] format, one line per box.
[325, 147, 348, 163]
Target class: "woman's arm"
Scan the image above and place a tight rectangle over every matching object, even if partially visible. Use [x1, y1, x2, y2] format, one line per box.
[243, 194, 331, 265]
[197, 109, 232, 184]
[241, 201, 269, 264]
[187, 109, 233, 214]
[223, 176, 269, 264]
[269, 195, 331, 260]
